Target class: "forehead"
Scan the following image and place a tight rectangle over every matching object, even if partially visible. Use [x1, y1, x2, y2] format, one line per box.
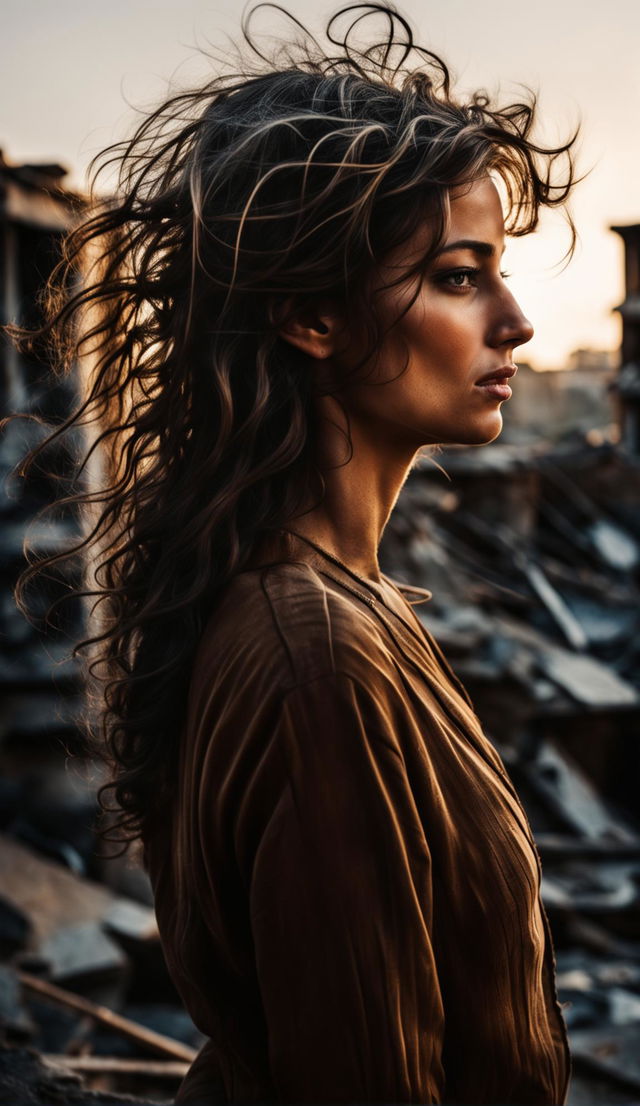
[384, 176, 505, 269]
[372, 176, 506, 286]
[446, 177, 506, 245]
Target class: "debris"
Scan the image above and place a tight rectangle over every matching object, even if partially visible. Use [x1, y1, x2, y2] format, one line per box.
[18, 972, 197, 1063]
[0, 1042, 157, 1104]
[38, 921, 128, 989]
[0, 833, 157, 968]
[535, 835, 640, 861]
[588, 517, 640, 572]
[0, 834, 113, 944]
[41, 1054, 189, 1079]
[102, 899, 158, 945]
[570, 1024, 640, 1097]
[519, 558, 589, 650]
[541, 866, 640, 914]
[0, 966, 34, 1044]
[514, 741, 638, 843]
[537, 647, 638, 709]
[0, 896, 31, 959]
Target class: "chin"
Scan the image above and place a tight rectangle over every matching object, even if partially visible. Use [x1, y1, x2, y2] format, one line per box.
[477, 427, 503, 446]
[438, 415, 503, 448]
[466, 413, 504, 446]
[415, 411, 504, 449]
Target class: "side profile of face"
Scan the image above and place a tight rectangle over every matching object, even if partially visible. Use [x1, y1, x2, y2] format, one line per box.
[331, 175, 534, 452]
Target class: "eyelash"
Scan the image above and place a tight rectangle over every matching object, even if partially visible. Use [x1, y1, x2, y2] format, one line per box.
[436, 267, 512, 290]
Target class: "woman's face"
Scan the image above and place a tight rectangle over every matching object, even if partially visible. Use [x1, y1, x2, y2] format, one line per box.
[335, 176, 534, 451]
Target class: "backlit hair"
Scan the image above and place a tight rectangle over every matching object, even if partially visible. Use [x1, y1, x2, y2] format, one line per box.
[6, 2, 579, 850]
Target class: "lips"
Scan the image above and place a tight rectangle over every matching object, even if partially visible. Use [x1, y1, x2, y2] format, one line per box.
[475, 364, 517, 386]
[474, 364, 517, 401]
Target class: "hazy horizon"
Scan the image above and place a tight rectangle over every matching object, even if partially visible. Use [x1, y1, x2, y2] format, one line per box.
[4, 0, 639, 370]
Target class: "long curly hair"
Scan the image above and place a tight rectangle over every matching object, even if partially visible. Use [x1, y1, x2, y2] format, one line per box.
[5, 2, 579, 851]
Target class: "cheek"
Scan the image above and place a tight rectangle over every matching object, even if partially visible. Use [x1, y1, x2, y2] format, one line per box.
[403, 302, 477, 374]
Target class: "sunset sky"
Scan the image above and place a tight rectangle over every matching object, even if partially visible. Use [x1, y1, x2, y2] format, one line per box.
[4, 0, 639, 369]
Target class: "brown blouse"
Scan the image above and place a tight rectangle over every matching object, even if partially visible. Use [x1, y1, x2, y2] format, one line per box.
[143, 532, 571, 1104]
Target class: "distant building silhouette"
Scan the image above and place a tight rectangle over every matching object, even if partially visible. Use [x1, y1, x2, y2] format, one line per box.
[611, 223, 640, 453]
[502, 355, 616, 445]
[0, 152, 84, 760]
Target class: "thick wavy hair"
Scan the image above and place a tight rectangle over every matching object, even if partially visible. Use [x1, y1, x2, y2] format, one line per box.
[6, 2, 579, 851]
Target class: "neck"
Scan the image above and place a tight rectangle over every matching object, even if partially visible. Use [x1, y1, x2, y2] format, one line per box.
[287, 394, 419, 585]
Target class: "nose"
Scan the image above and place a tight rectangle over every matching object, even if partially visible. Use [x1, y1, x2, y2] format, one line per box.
[488, 288, 534, 352]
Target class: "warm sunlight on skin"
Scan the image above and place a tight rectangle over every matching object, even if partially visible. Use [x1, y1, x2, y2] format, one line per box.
[335, 176, 535, 453]
[279, 176, 536, 581]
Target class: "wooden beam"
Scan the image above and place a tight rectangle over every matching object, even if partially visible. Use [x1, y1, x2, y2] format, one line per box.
[19, 971, 197, 1063]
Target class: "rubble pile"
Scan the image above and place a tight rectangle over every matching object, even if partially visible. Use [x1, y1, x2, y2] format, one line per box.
[0, 834, 202, 1103]
[380, 435, 640, 1103]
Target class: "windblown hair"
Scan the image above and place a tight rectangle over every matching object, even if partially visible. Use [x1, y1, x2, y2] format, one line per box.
[7, 2, 579, 851]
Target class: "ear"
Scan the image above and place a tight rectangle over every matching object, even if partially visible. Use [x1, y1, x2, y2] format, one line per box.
[277, 299, 345, 360]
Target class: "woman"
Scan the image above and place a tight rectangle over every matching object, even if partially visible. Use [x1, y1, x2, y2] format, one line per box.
[11, 4, 578, 1102]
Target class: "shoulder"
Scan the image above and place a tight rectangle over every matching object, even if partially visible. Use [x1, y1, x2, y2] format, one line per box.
[195, 560, 395, 695]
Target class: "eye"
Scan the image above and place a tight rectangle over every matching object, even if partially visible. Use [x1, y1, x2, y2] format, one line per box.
[435, 267, 480, 290]
[500, 270, 512, 280]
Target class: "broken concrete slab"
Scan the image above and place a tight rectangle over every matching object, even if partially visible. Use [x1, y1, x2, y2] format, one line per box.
[38, 921, 128, 988]
[0, 834, 159, 998]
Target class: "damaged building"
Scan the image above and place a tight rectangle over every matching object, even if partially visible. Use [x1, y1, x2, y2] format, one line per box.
[1, 152, 640, 1104]
[611, 223, 640, 455]
[1, 150, 85, 760]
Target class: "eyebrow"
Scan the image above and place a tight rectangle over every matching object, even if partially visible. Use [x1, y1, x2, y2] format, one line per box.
[437, 236, 497, 255]
[436, 239, 496, 257]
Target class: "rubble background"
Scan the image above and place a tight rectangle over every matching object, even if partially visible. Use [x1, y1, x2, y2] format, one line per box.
[1, 153, 639, 1104]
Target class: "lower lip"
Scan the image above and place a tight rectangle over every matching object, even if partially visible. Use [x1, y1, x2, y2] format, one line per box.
[475, 381, 512, 400]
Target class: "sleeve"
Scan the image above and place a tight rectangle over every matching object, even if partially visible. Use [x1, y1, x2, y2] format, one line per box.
[243, 670, 445, 1104]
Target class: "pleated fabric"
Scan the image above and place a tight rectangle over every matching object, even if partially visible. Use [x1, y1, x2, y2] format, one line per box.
[143, 535, 571, 1105]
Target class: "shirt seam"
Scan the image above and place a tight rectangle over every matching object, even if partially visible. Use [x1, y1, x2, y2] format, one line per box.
[258, 567, 299, 686]
[259, 561, 384, 688]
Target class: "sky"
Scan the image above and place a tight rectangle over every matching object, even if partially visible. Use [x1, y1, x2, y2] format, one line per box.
[3, 0, 639, 369]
